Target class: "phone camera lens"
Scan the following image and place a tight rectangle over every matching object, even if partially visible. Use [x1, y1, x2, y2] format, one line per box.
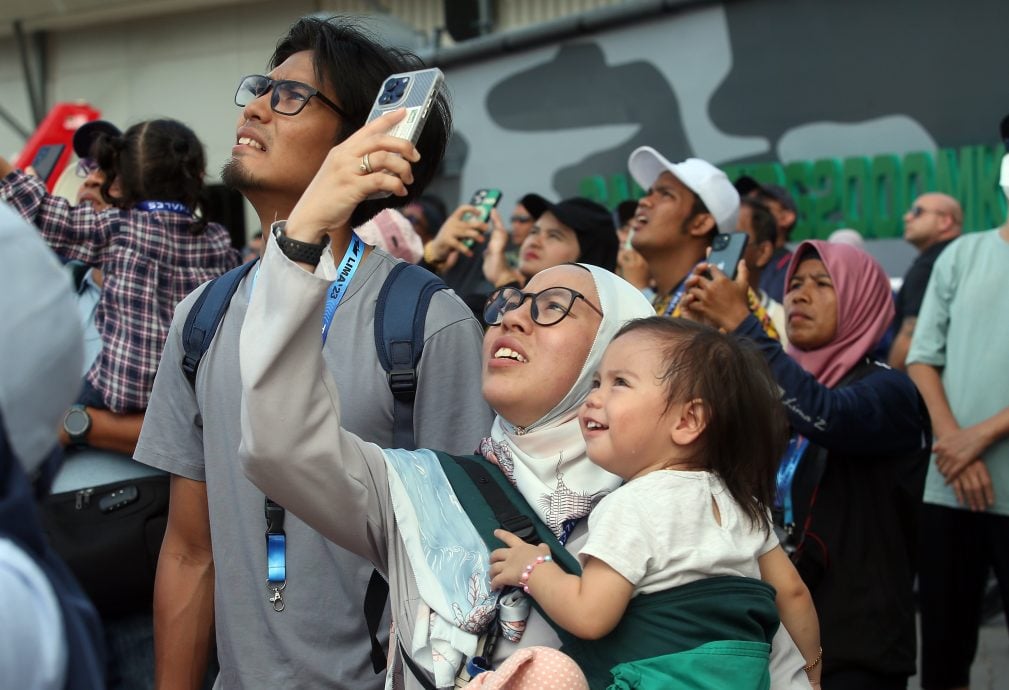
[384, 79, 397, 92]
[714, 235, 728, 249]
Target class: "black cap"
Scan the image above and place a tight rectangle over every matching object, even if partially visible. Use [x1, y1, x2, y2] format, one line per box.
[733, 175, 797, 213]
[72, 120, 121, 159]
[519, 193, 618, 271]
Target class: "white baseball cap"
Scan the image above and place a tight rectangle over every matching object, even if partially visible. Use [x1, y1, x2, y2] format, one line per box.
[628, 146, 739, 232]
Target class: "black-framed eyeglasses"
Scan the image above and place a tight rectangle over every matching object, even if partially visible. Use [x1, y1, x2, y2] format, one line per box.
[483, 286, 604, 327]
[75, 158, 100, 178]
[234, 74, 349, 119]
[510, 214, 533, 224]
[908, 205, 943, 219]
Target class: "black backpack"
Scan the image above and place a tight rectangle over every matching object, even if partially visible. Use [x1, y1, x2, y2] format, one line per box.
[180, 257, 448, 673]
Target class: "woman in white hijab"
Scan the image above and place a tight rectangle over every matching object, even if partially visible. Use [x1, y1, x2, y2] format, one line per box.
[238, 111, 810, 689]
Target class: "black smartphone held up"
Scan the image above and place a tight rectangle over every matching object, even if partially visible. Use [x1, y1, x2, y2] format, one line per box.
[705, 232, 749, 280]
[363, 67, 444, 199]
[461, 188, 503, 248]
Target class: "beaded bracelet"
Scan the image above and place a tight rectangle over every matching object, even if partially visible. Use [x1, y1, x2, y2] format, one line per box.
[802, 647, 822, 673]
[518, 554, 553, 594]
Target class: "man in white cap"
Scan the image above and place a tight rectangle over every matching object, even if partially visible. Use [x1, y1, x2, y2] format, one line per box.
[625, 148, 739, 314]
[626, 147, 782, 339]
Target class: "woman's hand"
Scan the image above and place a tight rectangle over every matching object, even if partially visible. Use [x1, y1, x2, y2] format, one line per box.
[425, 203, 490, 265]
[616, 246, 651, 290]
[483, 209, 524, 288]
[285, 109, 419, 244]
[489, 529, 551, 590]
[680, 260, 751, 332]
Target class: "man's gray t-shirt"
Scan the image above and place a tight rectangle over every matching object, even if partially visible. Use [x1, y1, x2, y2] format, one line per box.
[135, 245, 493, 688]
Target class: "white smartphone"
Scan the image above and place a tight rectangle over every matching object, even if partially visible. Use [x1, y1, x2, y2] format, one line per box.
[363, 67, 444, 198]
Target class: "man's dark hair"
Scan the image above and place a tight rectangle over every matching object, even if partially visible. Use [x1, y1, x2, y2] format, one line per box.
[271, 17, 452, 227]
[613, 317, 787, 532]
[741, 198, 778, 247]
[616, 199, 638, 227]
[93, 118, 209, 233]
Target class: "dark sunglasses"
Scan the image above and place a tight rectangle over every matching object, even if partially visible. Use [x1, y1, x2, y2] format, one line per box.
[907, 205, 944, 219]
[510, 214, 533, 224]
[234, 74, 348, 119]
[483, 286, 603, 327]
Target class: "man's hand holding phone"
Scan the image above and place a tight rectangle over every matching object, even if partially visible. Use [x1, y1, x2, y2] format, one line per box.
[680, 258, 751, 332]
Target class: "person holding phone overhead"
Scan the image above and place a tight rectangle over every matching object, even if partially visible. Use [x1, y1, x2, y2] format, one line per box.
[131, 18, 491, 690]
[681, 240, 930, 690]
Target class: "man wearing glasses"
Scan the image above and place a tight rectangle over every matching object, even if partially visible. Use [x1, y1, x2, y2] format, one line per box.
[134, 17, 492, 690]
[887, 193, 962, 370]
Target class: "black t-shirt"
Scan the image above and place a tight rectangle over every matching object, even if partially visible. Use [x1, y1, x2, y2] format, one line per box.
[894, 240, 954, 324]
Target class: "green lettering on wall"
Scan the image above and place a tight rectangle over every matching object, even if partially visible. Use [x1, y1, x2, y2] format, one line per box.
[975, 144, 1007, 230]
[901, 151, 936, 206]
[935, 147, 974, 228]
[580, 142, 1004, 235]
[841, 157, 871, 235]
[801, 158, 842, 241]
[784, 161, 813, 238]
[867, 154, 903, 239]
[578, 175, 608, 206]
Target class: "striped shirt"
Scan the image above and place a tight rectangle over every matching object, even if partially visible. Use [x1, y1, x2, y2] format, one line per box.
[2, 170, 242, 412]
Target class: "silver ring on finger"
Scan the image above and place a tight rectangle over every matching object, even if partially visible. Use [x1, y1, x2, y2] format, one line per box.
[360, 153, 373, 174]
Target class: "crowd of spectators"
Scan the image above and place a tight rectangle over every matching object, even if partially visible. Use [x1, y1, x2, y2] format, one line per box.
[1, 15, 1007, 690]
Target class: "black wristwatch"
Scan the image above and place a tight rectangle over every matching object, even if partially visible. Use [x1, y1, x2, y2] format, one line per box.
[272, 222, 330, 266]
[63, 404, 92, 446]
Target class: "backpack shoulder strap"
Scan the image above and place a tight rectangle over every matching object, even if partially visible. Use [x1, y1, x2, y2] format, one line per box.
[373, 262, 447, 450]
[181, 260, 258, 390]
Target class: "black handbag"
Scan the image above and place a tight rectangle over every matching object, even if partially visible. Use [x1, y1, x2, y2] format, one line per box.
[41, 449, 170, 619]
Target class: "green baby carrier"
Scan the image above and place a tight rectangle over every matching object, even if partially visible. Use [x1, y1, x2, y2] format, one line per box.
[438, 453, 781, 690]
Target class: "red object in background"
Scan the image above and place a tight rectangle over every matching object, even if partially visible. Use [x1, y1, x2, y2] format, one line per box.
[14, 102, 101, 191]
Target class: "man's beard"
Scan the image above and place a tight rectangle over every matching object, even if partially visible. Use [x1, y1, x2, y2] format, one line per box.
[221, 157, 259, 192]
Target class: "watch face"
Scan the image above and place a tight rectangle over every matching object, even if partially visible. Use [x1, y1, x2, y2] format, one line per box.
[64, 408, 91, 437]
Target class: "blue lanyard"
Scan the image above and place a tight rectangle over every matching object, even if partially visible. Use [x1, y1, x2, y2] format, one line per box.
[775, 434, 810, 528]
[260, 230, 364, 612]
[321, 233, 364, 345]
[136, 200, 191, 215]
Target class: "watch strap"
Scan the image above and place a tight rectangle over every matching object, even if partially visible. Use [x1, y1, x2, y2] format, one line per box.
[272, 222, 329, 266]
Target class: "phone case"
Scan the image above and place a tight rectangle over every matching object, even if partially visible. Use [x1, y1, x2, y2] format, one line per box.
[15, 102, 101, 191]
[365, 68, 444, 145]
[469, 188, 502, 222]
[707, 232, 749, 280]
[461, 188, 503, 248]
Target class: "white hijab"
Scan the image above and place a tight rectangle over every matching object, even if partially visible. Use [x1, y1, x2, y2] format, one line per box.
[481, 264, 655, 536]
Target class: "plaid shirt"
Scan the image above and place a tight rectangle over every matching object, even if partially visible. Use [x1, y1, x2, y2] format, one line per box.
[2, 170, 242, 412]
